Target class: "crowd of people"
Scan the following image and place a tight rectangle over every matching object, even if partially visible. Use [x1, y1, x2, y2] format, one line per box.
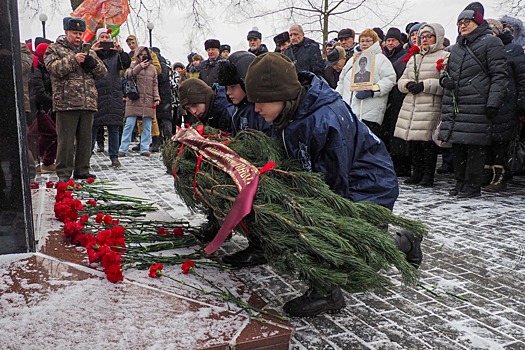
[17, 1, 525, 317]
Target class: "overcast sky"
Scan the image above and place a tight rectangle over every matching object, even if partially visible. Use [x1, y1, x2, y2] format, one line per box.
[18, 0, 511, 64]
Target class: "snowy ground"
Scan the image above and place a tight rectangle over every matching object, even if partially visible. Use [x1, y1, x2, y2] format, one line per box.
[6, 145, 525, 350]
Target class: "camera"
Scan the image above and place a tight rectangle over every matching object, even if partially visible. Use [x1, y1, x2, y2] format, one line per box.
[100, 42, 114, 50]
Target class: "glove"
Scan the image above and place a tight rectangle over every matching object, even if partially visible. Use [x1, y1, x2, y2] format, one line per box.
[407, 81, 424, 95]
[355, 90, 374, 100]
[486, 107, 498, 119]
[81, 55, 97, 72]
[439, 75, 455, 90]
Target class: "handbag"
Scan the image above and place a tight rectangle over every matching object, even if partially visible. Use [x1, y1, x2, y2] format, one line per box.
[506, 124, 525, 174]
[432, 120, 452, 148]
[125, 78, 139, 100]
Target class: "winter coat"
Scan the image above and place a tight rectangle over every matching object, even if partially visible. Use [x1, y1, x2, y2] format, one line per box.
[490, 30, 525, 142]
[283, 37, 325, 78]
[395, 23, 449, 141]
[93, 49, 131, 127]
[248, 44, 269, 57]
[230, 100, 272, 137]
[30, 61, 53, 113]
[154, 51, 174, 122]
[20, 44, 33, 114]
[206, 85, 235, 133]
[323, 65, 341, 89]
[336, 41, 396, 125]
[500, 15, 525, 50]
[274, 72, 399, 210]
[124, 46, 160, 118]
[439, 21, 508, 146]
[384, 44, 407, 64]
[44, 35, 107, 112]
[199, 58, 220, 86]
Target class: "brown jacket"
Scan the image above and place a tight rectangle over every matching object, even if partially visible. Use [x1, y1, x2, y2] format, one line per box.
[124, 46, 160, 118]
[44, 35, 107, 112]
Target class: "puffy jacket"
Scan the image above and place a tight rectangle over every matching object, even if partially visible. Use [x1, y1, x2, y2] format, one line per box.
[275, 72, 399, 210]
[336, 41, 396, 125]
[30, 62, 53, 113]
[44, 35, 107, 112]
[490, 29, 525, 142]
[439, 21, 508, 146]
[283, 37, 325, 77]
[94, 49, 131, 127]
[230, 100, 272, 137]
[154, 50, 174, 122]
[395, 23, 450, 141]
[124, 46, 160, 118]
[206, 85, 235, 133]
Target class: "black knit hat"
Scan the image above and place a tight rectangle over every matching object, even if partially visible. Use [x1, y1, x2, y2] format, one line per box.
[247, 30, 262, 40]
[220, 44, 231, 53]
[217, 51, 256, 87]
[204, 39, 221, 50]
[385, 27, 403, 42]
[63, 17, 86, 32]
[34, 37, 53, 48]
[373, 27, 385, 42]
[326, 46, 345, 66]
[405, 22, 420, 34]
[458, 2, 484, 25]
[245, 52, 302, 103]
[337, 28, 355, 39]
[273, 31, 290, 46]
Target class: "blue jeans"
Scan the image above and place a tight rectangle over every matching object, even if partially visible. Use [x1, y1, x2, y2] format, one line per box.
[119, 116, 152, 154]
[92, 125, 120, 160]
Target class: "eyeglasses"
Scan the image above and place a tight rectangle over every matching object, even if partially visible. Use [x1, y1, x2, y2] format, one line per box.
[419, 34, 435, 40]
[359, 39, 373, 44]
[457, 19, 471, 27]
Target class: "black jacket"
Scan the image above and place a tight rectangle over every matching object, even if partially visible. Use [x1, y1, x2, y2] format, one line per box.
[384, 44, 407, 65]
[154, 51, 174, 122]
[199, 58, 221, 87]
[439, 22, 508, 146]
[94, 49, 131, 126]
[30, 61, 53, 113]
[248, 44, 269, 57]
[284, 37, 325, 78]
[490, 30, 525, 142]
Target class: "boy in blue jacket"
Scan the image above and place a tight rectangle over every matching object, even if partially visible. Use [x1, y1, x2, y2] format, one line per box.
[241, 52, 422, 317]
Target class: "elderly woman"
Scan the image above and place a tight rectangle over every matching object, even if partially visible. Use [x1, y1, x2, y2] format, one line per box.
[438, 2, 508, 198]
[394, 23, 449, 187]
[118, 46, 160, 157]
[336, 29, 396, 137]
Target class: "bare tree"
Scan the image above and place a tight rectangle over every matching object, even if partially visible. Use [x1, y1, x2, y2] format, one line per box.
[496, 0, 525, 17]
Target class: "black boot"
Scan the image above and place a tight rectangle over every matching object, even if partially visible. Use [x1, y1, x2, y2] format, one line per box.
[419, 142, 438, 187]
[150, 136, 162, 153]
[404, 142, 424, 184]
[393, 230, 423, 268]
[480, 165, 493, 187]
[484, 165, 507, 192]
[448, 181, 463, 196]
[283, 287, 346, 317]
[222, 243, 267, 268]
[458, 184, 481, 198]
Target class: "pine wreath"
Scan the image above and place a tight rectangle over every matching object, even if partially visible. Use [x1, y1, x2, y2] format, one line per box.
[162, 126, 428, 293]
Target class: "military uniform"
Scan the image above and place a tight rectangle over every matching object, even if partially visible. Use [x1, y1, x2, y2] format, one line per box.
[45, 29, 107, 180]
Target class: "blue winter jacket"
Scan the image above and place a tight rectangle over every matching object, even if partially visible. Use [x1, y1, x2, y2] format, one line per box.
[276, 72, 399, 210]
[208, 85, 235, 133]
[230, 99, 272, 136]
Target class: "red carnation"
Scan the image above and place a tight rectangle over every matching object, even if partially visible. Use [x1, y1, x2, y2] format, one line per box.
[103, 214, 113, 225]
[409, 45, 420, 54]
[436, 58, 446, 72]
[157, 227, 169, 235]
[86, 199, 97, 207]
[95, 213, 104, 223]
[79, 214, 89, 224]
[181, 259, 195, 274]
[46, 181, 54, 188]
[86, 177, 95, 184]
[173, 227, 184, 237]
[149, 263, 164, 278]
[105, 263, 124, 283]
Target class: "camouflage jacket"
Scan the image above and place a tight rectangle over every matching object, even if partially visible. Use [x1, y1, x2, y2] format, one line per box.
[20, 43, 33, 113]
[44, 35, 107, 112]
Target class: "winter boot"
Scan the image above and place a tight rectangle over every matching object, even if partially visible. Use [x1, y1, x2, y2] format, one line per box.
[457, 184, 481, 198]
[404, 142, 424, 184]
[222, 243, 267, 268]
[150, 136, 162, 153]
[480, 165, 493, 186]
[448, 181, 463, 196]
[484, 165, 507, 192]
[419, 142, 438, 187]
[283, 287, 346, 317]
[393, 230, 423, 268]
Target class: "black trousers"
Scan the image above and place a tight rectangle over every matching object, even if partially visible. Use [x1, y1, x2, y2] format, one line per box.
[452, 144, 487, 190]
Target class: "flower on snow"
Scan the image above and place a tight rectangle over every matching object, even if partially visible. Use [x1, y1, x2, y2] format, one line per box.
[181, 259, 195, 274]
[173, 227, 184, 237]
[149, 263, 164, 278]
